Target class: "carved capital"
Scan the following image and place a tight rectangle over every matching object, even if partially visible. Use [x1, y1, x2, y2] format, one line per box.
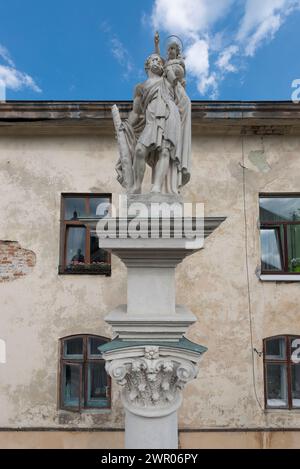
[105, 345, 199, 417]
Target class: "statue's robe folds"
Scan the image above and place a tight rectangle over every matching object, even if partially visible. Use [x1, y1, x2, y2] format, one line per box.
[116, 75, 191, 194]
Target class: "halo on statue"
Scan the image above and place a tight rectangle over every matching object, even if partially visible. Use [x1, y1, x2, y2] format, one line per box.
[164, 35, 184, 56]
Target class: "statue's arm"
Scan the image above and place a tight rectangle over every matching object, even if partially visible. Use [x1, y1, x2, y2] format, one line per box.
[128, 84, 143, 126]
[179, 59, 186, 87]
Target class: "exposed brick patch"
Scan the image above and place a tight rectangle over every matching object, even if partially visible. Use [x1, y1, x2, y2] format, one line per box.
[0, 241, 36, 282]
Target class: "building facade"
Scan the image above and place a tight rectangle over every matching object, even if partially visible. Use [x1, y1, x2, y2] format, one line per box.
[0, 101, 300, 448]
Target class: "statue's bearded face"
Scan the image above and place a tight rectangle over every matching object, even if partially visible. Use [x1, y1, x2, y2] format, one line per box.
[146, 55, 164, 76]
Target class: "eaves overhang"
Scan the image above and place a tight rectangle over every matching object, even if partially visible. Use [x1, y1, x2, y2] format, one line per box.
[0, 100, 300, 135]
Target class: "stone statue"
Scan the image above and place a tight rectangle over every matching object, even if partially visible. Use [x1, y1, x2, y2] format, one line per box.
[113, 33, 191, 196]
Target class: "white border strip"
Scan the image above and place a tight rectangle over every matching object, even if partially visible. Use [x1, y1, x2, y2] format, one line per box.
[260, 275, 300, 282]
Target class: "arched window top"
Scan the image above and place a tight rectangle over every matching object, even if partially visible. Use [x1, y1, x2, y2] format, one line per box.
[61, 334, 109, 360]
[264, 335, 300, 361]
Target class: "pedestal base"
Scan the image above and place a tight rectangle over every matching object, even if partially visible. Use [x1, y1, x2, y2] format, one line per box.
[125, 409, 178, 449]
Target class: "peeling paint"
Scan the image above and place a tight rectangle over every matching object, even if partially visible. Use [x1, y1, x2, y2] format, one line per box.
[0, 241, 36, 282]
[248, 150, 271, 173]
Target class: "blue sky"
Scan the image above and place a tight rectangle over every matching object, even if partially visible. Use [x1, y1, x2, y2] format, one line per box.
[0, 0, 299, 101]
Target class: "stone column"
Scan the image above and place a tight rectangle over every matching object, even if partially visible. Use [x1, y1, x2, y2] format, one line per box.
[102, 341, 206, 448]
[98, 216, 225, 449]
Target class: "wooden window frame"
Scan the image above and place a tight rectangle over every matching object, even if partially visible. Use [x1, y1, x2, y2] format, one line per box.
[59, 193, 111, 276]
[260, 193, 300, 275]
[59, 334, 111, 412]
[263, 334, 300, 410]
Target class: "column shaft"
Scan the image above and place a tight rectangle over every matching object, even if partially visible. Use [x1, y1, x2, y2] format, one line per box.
[125, 409, 178, 449]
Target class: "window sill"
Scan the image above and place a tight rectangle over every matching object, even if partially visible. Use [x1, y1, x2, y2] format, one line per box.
[264, 408, 300, 413]
[58, 265, 111, 276]
[260, 274, 300, 282]
[59, 408, 111, 415]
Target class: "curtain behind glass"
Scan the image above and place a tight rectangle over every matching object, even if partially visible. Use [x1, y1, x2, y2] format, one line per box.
[260, 229, 282, 271]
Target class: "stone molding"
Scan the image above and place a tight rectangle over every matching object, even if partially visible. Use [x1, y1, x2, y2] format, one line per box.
[105, 304, 196, 342]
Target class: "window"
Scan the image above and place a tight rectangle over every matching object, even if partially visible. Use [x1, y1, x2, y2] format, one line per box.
[260, 194, 300, 275]
[59, 194, 111, 275]
[60, 335, 111, 411]
[264, 335, 300, 409]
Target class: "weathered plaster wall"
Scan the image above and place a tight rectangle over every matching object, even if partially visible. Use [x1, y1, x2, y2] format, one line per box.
[0, 430, 299, 449]
[0, 133, 126, 429]
[178, 132, 300, 431]
[0, 128, 300, 436]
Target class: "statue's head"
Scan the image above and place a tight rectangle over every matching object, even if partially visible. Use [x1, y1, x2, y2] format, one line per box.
[167, 41, 181, 60]
[144, 53, 164, 76]
[165, 35, 183, 60]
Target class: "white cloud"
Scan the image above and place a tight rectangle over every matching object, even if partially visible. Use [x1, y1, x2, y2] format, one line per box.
[149, 0, 300, 98]
[152, 0, 233, 37]
[0, 65, 41, 93]
[198, 73, 218, 98]
[101, 23, 134, 80]
[217, 45, 239, 72]
[0, 45, 15, 67]
[110, 37, 133, 78]
[0, 44, 41, 93]
[244, 14, 282, 57]
[185, 39, 218, 96]
[237, 0, 300, 56]
[151, 0, 234, 98]
[185, 39, 209, 78]
[238, 0, 295, 41]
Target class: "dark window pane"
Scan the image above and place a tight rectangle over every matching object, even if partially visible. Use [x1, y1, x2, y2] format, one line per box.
[265, 337, 286, 360]
[266, 363, 288, 408]
[64, 197, 87, 220]
[87, 362, 108, 407]
[63, 337, 83, 358]
[90, 226, 109, 265]
[62, 364, 81, 408]
[260, 197, 300, 222]
[287, 225, 300, 272]
[291, 364, 300, 408]
[89, 197, 110, 219]
[88, 337, 106, 357]
[66, 227, 86, 267]
[260, 229, 283, 271]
